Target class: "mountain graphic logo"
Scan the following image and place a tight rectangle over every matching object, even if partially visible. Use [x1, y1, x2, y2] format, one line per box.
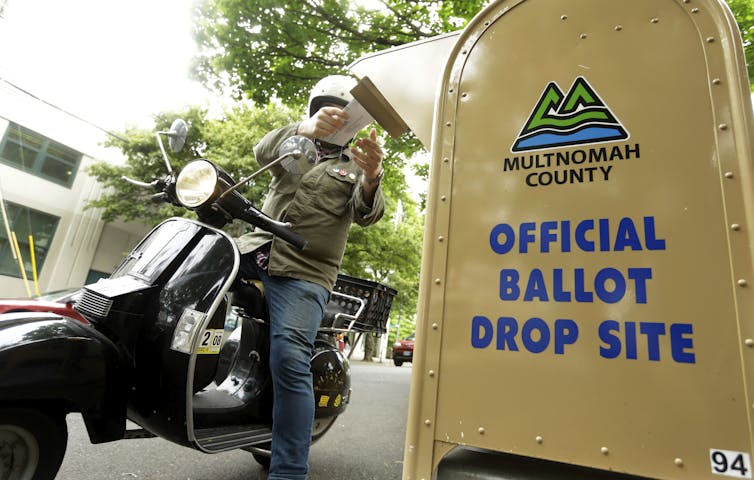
[511, 77, 629, 152]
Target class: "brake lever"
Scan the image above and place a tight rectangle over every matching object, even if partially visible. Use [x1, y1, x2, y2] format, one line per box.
[151, 192, 169, 203]
[121, 176, 160, 188]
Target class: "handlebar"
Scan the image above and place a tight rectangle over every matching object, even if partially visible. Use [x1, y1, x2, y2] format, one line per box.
[121, 175, 180, 207]
[122, 176, 159, 188]
[121, 166, 307, 250]
[241, 206, 308, 250]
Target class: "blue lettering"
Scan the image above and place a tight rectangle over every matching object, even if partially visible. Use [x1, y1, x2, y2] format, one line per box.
[599, 218, 611, 251]
[574, 269, 594, 302]
[599, 321, 695, 363]
[501, 268, 652, 305]
[541, 221, 558, 253]
[524, 269, 549, 301]
[553, 269, 571, 302]
[554, 319, 578, 354]
[640, 322, 666, 361]
[644, 216, 666, 250]
[521, 317, 550, 353]
[489, 217, 665, 254]
[614, 217, 642, 251]
[561, 220, 571, 252]
[490, 223, 515, 254]
[670, 324, 695, 363]
[625, 321, 638, 359]
[500, 269, 520, 301]
[471, 316, 493, 348]
[470, 316, 582, 355]
[520, 222, 536, 253]
[599, 320, 621, 358]
[628, 268, 652, 303]
[497, 317, 519, 351]
[575, 220, 595, 251]
[594, 267, 626, 303]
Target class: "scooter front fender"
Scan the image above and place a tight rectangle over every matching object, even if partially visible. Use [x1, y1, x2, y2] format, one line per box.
[0, 312, 129, 443]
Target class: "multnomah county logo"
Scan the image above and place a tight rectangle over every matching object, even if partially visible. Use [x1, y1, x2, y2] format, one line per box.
[511, 77, 629, 152]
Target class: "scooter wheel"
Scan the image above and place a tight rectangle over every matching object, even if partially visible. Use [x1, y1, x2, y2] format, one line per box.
[311, 415, 337, 442]
[0, 408, 68, 480]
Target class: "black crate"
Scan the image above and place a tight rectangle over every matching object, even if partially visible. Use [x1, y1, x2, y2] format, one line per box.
[321, 274, 397, 333]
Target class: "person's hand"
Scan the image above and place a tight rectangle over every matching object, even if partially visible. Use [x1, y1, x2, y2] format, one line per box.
[297, 106, 350, 139]
[351, 129, 383, 182]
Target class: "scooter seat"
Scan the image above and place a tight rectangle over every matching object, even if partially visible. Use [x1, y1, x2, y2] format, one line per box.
[231, 280, 267, 319]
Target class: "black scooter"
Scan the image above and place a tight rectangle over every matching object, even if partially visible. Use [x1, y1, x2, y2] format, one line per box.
[0, 120, 395, 480]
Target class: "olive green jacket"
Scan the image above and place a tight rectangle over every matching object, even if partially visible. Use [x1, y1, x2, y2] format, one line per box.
[235, 123, 385, 291]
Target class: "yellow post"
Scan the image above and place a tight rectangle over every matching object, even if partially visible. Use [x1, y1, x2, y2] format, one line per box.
[0, 179, 16, 261]
[28, 235, 41, 297]
[11, 231, 32, 298]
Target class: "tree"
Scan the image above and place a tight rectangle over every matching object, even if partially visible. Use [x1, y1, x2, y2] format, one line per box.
[192, 0, 754, 112]
[727, 0, 754, 84]
[192, 0, 487, 109]
[343, 186, 423, 360]
[88, 104, 299, 230]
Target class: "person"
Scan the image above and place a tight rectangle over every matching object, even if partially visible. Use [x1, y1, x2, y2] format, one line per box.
[235, 74, 385, 480]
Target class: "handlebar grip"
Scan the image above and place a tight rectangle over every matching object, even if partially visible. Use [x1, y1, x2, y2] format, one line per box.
[268, 223, 309, 250]
[242, 207, 308, 250]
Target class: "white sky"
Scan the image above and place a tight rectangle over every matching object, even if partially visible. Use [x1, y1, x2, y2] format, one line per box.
[0, 0, 220, 131]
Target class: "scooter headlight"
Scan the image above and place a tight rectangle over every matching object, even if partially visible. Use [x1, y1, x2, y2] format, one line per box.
[176, 160, 218, 207]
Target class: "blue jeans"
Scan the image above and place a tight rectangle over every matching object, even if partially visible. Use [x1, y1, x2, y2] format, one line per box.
[241, 255, 329, 480]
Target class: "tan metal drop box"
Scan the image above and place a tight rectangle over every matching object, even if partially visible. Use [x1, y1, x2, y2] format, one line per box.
[350, 0, 754, 478]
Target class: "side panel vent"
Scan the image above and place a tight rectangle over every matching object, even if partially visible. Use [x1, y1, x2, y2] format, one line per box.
[76, 289, 114, 318]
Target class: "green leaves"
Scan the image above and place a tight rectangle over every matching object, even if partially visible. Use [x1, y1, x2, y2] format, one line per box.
[86, 104, 299, 227]
[727, 0, 754, 86]
[191, 0, 487, 108]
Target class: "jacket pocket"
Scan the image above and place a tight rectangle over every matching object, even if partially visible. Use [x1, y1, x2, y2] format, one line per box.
[315, 167, 359, 216]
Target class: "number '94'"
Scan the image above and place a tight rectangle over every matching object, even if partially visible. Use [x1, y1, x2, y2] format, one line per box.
[710, 449, 752, 478]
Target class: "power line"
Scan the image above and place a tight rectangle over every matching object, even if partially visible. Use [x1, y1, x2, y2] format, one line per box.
[0, 76, 128, 142]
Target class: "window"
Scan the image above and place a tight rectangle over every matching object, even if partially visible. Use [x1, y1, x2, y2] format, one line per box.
[0, 122, 82, 188]
[85, 269, 109, 284]
[0, 201, 59, 278]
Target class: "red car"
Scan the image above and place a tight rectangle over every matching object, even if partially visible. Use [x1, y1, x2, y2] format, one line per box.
[392, 332, 415, 366]
[0, 288, 87, 324]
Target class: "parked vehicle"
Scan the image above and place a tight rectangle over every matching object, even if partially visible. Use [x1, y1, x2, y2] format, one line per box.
[0, 120, 395, 479]
[392, 332, 414, 366]
[0, 287, 86, 323]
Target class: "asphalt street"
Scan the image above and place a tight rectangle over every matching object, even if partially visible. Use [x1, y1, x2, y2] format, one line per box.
[55, 360, 412, 480]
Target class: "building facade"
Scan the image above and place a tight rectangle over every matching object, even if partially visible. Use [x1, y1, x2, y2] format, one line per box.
[0, 82, 147, 298]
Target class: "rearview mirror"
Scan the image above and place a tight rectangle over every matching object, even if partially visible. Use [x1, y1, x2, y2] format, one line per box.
[278, 135, 318, 174]
[168, 119, 189, 153]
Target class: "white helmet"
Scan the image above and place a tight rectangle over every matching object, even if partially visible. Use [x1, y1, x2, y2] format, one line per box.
[308, 75, 357, 117]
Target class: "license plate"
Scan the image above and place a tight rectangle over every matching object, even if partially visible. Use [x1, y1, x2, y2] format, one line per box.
[403, 351, 411, 356]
